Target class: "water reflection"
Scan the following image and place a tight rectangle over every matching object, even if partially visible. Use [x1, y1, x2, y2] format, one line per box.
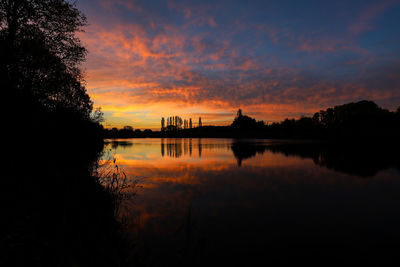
[160, 138, 230, 158]
[161, 138, 194, 158]
[107, 140, 133, 149]
[231, 141, 400, 177]
[230, 141, 268, 166]
[157, 139, 400, 177]
[109, 138, 400, 177]
[104, 138, 400, 264]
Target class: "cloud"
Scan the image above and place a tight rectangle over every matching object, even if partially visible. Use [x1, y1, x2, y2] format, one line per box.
[348, 0, 399, 35]
[77, 0, 400, 128]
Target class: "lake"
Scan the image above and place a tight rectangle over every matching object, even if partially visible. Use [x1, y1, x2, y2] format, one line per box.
[103, 138, 400, 265]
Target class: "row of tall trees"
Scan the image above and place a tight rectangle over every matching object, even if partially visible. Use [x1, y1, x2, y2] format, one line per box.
[161, 116, 202, 131]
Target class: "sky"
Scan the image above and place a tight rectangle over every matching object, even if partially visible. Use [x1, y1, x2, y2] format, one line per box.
[76, 0, 400, 129]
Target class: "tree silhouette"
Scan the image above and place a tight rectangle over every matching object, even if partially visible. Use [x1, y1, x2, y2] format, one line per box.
[1, 0, 92, 118]
[154, 101, 399, 139]
[231, 109, 262, 129]
[0, 2, 136, 266]
[161, 117, 165, 131]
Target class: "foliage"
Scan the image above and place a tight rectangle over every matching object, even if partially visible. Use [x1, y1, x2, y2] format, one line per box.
[310, 100, 398, 138]
[0, 0, 93, 119]
[1, 2, 117, 266]
[231, 109, 265, 130]
[95, 155, 138, 219]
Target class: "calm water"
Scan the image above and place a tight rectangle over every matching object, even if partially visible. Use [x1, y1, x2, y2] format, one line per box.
[103, 138, 400, 264]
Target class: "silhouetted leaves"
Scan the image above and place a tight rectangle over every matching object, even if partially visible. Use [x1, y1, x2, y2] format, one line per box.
[0, 2, 126, 266]
[1, 0, 92, 118]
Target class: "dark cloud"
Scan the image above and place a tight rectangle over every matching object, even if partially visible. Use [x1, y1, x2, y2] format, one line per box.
[76, 0, 400, 126]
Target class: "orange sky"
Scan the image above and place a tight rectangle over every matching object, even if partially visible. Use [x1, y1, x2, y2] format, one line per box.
[77, 0, 400, 130]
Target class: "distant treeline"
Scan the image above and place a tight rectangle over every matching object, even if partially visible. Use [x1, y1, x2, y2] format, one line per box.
[262, 100, 400, 140]
[103, 126, 155, 138]
[105, 100, 400, 140]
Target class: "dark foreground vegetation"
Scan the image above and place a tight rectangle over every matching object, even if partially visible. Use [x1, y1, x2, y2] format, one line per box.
[1, 1, 132, 266]
[106, 100, 400, 140]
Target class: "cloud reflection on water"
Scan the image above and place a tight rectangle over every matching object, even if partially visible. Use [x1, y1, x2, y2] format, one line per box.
[103, 138, 400, 261]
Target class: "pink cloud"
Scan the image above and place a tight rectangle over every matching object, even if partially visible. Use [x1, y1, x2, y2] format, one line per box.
[77, 1, 400, 128]
[348, 0, 398, 35]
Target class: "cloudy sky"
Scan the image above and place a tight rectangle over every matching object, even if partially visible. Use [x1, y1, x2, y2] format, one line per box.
[76, 0, 400, 129]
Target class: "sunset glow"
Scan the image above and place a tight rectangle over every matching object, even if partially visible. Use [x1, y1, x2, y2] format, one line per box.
[77, 0, 400, 129]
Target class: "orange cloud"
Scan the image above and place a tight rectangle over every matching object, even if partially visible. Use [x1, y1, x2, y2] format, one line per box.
[77, 1, 400, 129]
